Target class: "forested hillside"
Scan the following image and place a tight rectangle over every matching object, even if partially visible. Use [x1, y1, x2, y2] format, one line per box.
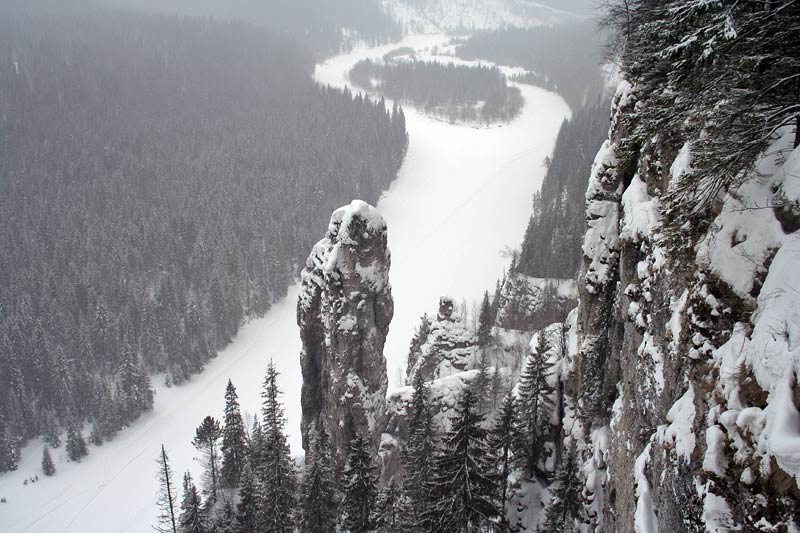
[456, 21, 603, 111]
[349, 58, 523, 124]
[103, 0, 401, 58]
[0, 6, 407, 471]
[516, 96, 611, 279]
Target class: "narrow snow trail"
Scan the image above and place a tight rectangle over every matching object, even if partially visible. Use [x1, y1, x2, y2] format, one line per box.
[0, 34, 569, 532]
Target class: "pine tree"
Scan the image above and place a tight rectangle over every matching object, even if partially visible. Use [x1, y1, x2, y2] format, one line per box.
[192, 416, 223, 502]
[155, 445, 178, 533]
[258, 361, 296, 531]
[372, 479, 402, 533]
[179, 472, 206, 533]
[401, 371, 436, 531]
[477, 291, 493, 346]
[541, 445, 582, 533]
[42, 446, 55, 477]
[341, 433, 378, 533]
[65, 420, 88, 462]
[425, 389, 500, 532]
[490, 394, 522, 530]
[516, 331, 554, 478]
[221, 380, 247, 488]
[300, 426, 337, 533]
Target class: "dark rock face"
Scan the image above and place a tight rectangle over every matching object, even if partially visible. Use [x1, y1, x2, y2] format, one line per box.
[298, 200, 393, 477]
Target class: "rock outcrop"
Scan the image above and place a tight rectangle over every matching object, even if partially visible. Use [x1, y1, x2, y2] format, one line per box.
[405, 297, 479, 384]
[565, 79, 800, 531]
[298, 200, 393, 477]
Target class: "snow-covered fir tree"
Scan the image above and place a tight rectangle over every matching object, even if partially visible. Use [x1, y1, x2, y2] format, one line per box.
[258, 361, 297, 531]
[541, 444, 581, 533]
[178, 472, 206, 533]
[235, 466, 259, 532]
[340, 433, 378, 533]
[425, 388, 500, 532]
[490, 393, 521, 529]
[65, 420, 88, 462]
[41, 445, 55, 477]
[372, 479, 402, 533]
[516, 331, 554, 478]
[400, 371, 437, 531]
[220, 380, 247, 488]
[477, 291, 493, 346]
[300, 426, 337, 533]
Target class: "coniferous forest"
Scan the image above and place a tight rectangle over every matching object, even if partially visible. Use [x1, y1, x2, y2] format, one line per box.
[0, 5, 407, 470]
[516, 96, 611, 279]
[349, 59, 523, 124]
[455, 22, 604, 111]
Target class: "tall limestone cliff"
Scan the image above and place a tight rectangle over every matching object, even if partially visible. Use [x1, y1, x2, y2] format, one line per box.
[298, 200, 393, 477]
[564, 53, 800, 533]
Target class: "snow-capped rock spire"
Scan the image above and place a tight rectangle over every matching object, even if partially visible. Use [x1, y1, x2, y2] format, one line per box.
[298, 199, 393, 477]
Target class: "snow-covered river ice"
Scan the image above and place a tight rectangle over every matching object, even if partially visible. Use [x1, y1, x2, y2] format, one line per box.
[0, 34, 569, 532]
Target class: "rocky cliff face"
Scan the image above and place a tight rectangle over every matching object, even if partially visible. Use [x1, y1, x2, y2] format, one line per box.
[405, 297, 479, 384]
[298, 200, 393, 477]
[565, 80, 800, 531]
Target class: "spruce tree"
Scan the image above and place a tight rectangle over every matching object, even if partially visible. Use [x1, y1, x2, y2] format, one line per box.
[213, 500, 237, 533]
[155, 445, 178, 533]
[372, 479, 402, 533]
[65, 420, 88, 462]
[179, 472, 206, 533]
[541, 445, 582, 533]
[401, 371, 436, 531]
[192, 416, 223, 502]
[42, 445, 55, 477]
[341, 433, 378, 533]
[425, 389, 500, 532]
[516, 331, 554, 478]
[258, 361, 296, 531]
[235, 466, 259, 532]
[490, 394, 522, 530]
[477, 291, 493, 346]
[472, 351, 490, 406]
[300, 426, 337, 533]
[115, 341, 154, 425]
[43, 411, 61, 448]
[221, 380, 247, 488]
[407, 314, 431, 379]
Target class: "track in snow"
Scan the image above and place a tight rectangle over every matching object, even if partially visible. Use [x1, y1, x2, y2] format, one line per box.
[0, 34, 569, 533]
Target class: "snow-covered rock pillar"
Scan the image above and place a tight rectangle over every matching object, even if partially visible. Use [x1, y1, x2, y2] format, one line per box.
[298, 199, 393, 477]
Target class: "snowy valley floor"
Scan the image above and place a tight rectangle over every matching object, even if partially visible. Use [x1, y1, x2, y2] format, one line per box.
[0, 34, 569, 532]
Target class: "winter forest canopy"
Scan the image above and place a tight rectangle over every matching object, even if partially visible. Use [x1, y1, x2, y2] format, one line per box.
[0, 4, 407, 467]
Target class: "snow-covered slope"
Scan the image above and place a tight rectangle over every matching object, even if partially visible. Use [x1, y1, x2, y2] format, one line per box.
[382, 0, 580, 33]
[0, 34, 568, 533]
